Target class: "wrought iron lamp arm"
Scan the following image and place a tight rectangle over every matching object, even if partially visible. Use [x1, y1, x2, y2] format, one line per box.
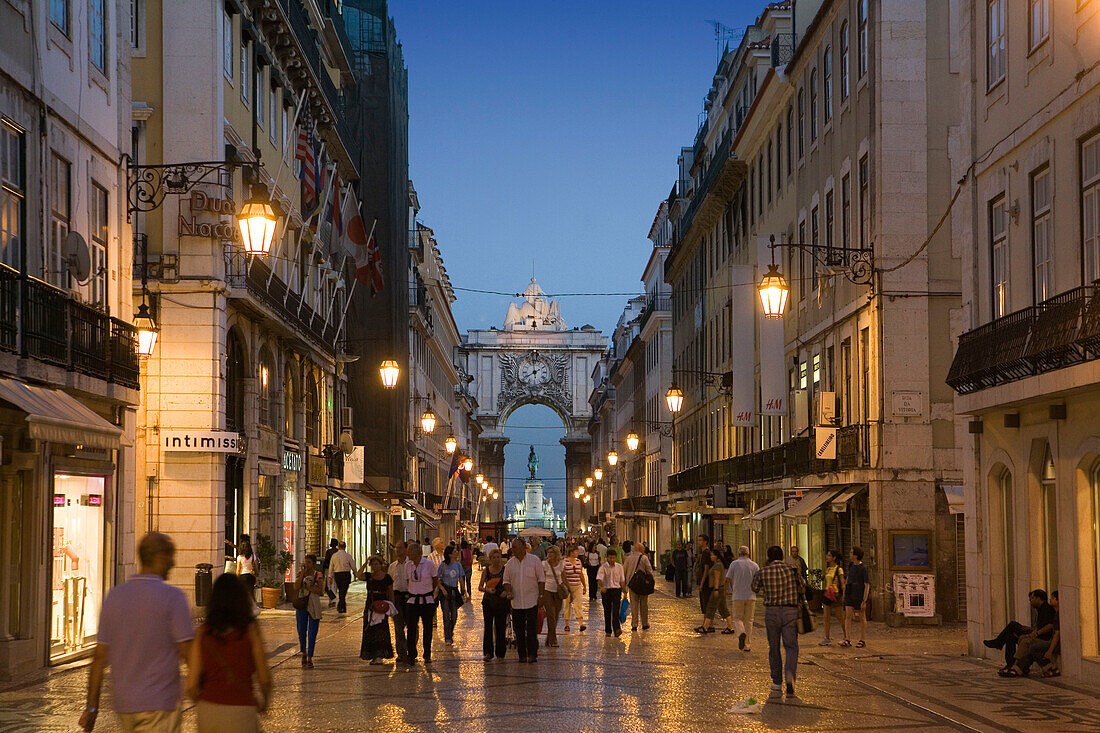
[125, 156, 254, 220]
[767, 234, 874, 286]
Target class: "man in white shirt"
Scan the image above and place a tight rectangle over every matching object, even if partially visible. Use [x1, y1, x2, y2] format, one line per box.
[622, 541, 654, 631]
[502, 538, 545, 663]
[387, 541, 409, 662]
[329, 541, 355, 614]
[403, 543, 439, 665]
[596, 552, 626, 637]
[482, 536, 499, 557]
[596, 540, 608, 565]
[427, 537, 445, 569]
[726, 545, 761, 651]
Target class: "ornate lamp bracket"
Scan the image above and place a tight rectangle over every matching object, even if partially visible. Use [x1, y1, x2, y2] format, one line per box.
[768, 234, 875, 286]
[126, 156, 252, 221]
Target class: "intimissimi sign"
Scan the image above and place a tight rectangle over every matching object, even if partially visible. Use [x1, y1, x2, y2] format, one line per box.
[162, 430, 241, 452]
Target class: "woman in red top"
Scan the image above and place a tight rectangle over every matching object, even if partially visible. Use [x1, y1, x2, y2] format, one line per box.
[187, 573, 272, 732]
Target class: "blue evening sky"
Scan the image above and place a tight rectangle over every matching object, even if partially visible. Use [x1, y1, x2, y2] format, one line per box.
[389, 1, 758, 508]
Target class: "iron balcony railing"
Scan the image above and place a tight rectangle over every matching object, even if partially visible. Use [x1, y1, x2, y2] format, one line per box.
[637, 295, 671, 331]
[771, 33, 796, 67]
[947, 285, 1100, 394]
[669, 126, 736, 273]
[668, 423, 873, 493]
[226, 256, 338, 354]
[613, 495, 658, 515]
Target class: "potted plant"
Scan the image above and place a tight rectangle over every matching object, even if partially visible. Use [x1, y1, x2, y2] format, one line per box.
[255, 533, 292, 609]
[807, 568, 825, 612]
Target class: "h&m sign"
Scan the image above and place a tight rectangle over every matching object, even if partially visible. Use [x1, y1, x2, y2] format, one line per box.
[163, 430, 241, 452]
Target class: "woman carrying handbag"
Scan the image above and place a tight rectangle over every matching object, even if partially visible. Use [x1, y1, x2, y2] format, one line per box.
[819, 549, 846, 646]
[541, 547, 567, 647]
[293, 555, 324, 668]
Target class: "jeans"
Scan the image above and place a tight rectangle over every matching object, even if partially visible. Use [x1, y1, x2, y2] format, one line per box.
[674, 568, 690, 597]
[586, 566, 599, 600]
[483, 602, 508, 658]
[563, 584, 586, 626]
[602, 588, 622, 634]
[731, 599, 756, 647]
[392, 591, 409, 660]
[629, 590, 649, 628]
[512, 606, 539, 660]
[295, 609, 319, 658]
[440, 586, 459, 642]
[334, 571, 351, 613]
[765, 605, 800, 685]
[461, 567, 472, 595]
[405, 602, 437, 661]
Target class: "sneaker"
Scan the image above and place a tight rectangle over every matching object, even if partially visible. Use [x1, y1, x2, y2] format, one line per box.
[739, 632, 747, 650]
[704, 627, 717, 634]
[983, 638, 1000, 649]
[818, 638, 831, 646]
[770, 682, 782, 692]
[721, 628, 736, 635]
[694, 626, 707, 633]
[786, 682, 796, 697]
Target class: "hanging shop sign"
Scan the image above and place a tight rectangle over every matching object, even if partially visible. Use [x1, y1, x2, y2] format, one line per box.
[162, 430, 241, 452]
[282, 450, 302, 472]
[782, 490, 804, 511]
[308, 454, 328, 486]
[343, 446, 365, 484]
[815, 427, 837, 460]
[178, 191, 238, 240]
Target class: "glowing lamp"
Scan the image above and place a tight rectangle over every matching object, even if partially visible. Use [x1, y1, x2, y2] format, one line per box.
[379, 360, 400, 388]
[237, 195, 278, 256]
[134, 303, 158, 356]
[758, 263, 790, 318]
[665, 385, 684, 414]
[626, 432, 640, 451]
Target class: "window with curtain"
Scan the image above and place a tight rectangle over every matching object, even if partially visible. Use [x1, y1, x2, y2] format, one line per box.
[1031, 167, 1052, 303]
[991, 195, 1009, 317]
[988, 0, 1007, 88]
[49, 154, 71, 288]
[86, 183, 108, 307]
[1082, 134, 1100, 283]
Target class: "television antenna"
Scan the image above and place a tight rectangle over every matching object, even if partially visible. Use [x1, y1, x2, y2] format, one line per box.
[707, 20, 744, 65]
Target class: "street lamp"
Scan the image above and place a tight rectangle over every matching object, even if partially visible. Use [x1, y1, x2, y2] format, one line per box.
[420, 408, 437, 435]
[758, 234, 874, 318]
[379, 360, 400, 388]
[665, 385, 684, 414]
[462, 457, 473, 473]
[236, 193, 278, 256]
[134, 301, 159, 357]
[475, 473, 484, 485]
[444, 436, 457, 454]
[583, 494, 591, 504]
[757, 263, 790, 319]
[593, 468, 603, 481]
[585, 477, 593, 489]
[607, 451, 618, 467]
[626, 432, 640, 452]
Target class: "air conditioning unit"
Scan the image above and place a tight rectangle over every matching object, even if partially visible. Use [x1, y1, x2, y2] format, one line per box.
[815, 391, 837, 425]
[793, 389, 808, 434]
[341, 406, 353, 430]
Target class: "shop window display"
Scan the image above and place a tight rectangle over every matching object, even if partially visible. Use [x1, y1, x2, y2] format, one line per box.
[51, 474, 105, 660]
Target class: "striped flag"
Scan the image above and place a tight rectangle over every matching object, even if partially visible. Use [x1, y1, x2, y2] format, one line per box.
[354, 223, 383, 295]
[295, 127, 319, 216]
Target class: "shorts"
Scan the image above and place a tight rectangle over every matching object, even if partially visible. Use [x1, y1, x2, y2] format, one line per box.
[704, 593, 729, 620]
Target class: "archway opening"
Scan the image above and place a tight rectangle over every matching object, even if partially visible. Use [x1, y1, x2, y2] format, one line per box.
[502, 404, 567, 533]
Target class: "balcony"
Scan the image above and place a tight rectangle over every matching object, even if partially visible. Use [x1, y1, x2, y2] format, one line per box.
[947, 286, 1100, 395]
[637, 295, 671, 332]
[668, 424, 872, 493]
[226, 257, 338, 354]
[771, 33, 796, 67]
[613, 495, 659, 515]
[0, 266, 140, 389]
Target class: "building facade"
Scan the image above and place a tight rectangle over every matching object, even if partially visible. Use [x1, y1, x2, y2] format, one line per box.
[665, 0, 965, 621]
[0, 0, 139, 679]
[947, 0, 1100, 680]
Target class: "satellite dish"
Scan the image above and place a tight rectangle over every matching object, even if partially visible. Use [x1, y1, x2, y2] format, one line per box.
[64, 232, 92, 284]
[338, 430, 354, 455]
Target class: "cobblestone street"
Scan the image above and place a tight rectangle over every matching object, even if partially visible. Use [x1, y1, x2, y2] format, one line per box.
[2, 580, 1099, 732]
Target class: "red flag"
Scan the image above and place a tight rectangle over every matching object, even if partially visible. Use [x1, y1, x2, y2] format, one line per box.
[350, 215, 383, 294]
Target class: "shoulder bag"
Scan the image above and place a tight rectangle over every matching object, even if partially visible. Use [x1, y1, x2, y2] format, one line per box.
[552, 564, 570, 601]
[627, 561, 656, 596]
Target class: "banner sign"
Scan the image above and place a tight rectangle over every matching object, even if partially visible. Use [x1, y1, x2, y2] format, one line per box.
[816, 427, 837, 460]
[162, 430, 241, 452]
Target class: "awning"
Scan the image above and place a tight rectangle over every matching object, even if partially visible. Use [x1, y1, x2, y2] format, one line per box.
[784, 490, 839, 522]
[401, 497, 440, 527]
[829, 486, 866, 513]
[742, 497, 785, 530]
[0, 378, 123, 449]
[332, 489, 388, 514]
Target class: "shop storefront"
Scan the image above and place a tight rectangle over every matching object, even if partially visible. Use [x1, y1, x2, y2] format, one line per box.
[282, 449, 301, 579]
[50, 473, 109, 662]
[326, 490, 389, 562]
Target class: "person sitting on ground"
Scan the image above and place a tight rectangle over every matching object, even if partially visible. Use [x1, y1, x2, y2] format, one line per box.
[1002, 590, 1060, 678]
[985, 588, 1057, 676]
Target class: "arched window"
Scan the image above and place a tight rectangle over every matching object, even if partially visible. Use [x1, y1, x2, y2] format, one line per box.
[797, 90, 805, 158]
[305, 371, 319, 447]
[809, 69, 819, 141]
[840, 21, 850, 100]
[284, 363, 296, 439]
[258, 348, 275, 428]
[823, 46, 833, 123]
[225, 330, 246, 433]
[989, 467, 1015, 627]
[1040, 447, 1058, 591]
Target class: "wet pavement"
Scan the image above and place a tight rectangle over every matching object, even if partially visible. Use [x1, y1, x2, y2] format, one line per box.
[2, 579, 1100, 732]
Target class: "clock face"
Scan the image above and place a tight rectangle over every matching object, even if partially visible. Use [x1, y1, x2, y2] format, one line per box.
[518, 359, 551, 386]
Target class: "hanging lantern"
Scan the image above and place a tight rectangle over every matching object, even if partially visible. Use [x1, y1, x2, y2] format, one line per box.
[593, 468, 603, 481]
[444, 436, 458, 454]
[475, 473, 484, 485]
[379, 360, 400, 388]
[607, 451, 618, 467]
[665, 385, 684, 414]
[757, 263, 790, 318]
[626, 432, 640, 451]
[462, 457, 473, 472]
[237, 194, 278, 256]
[133, 302, 159, 357]
[585, 477, 593, 488]
[420, 409, 437, 434]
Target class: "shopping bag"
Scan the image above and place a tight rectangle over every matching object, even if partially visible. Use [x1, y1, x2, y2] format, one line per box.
[537, 606, 546, 634]
[797, 601, 815, 634]
[619, 597, 630, 625]
[664, 565, 675, 582]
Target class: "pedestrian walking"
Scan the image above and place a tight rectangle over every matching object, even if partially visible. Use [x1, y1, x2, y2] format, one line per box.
[293, 554, 324, 669]
[479, 548, 510, 661]
[387, 541, 410, 663]
[460, 540, 474, 597]
[186, 573, 272, 732]
[585, 542, 601, 601]
[841, 546, 870, 648]
[752, 545, 806, 698]
[672, 542, 690, 598]
[693, 535, 711, 616]
[596, 538, 608, 566]
[329, 541, 355, 614]
[482, 535, 500, 556]
[596, 551, 626, 637]
[701, 550, 736, 634]
[428, 537, 445, 569]
[623, 540, 654, 631]
[404, 543, 440, 665]
[562, 545, 587, 632]
[726, 546, 760, 651]
[438, 545, 465, 644]
[358, 556, 395, 665]
[694, 549, 714, 632]
[322, 539, 339, 607]
[233, 536, 258, 606]
[788, 545, 810, 601]
[80, 532, 194, 732]
[542, 546, 566, 647]
[502, 538, 546, 663]
[819, 550, 846, 646]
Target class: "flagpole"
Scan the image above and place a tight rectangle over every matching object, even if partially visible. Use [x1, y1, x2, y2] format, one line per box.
[277, 141, 326, 298]
[332, 217, 376, 349]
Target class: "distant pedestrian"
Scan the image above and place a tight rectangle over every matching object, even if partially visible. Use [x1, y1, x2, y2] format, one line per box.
[693, 535, 711, 615]
[596, 538, 609, 566]
[387, 541, 410, 662]
[672, 542, 690, 598]
[479, 549, 509, 661]
[322, 539, 339, 607]
[788, 545, 810, 601]
[330, 541, 355, 614]
[726, 546, 760, 651]
[586, 542, 601, 600]
[187, 573, 272, 732]
[694, 549, 715, 632]
[482, 536, 500, 556]
[358, 556, 395, 665]
[701, 550, 736, 634]
[596, 551, 626, 637]
[428, 537, 446, 569]
[752, 545, 806, 698]
[562, 545, 587, 632]
[841, 546, 870, 648]
[234, 536, 258, 605]
[503, 538, 546, 663]
[80, 532, 194, 732]
[294, 554, 324, 669]
[623, 540, 654, 631]
[819, 550, 846, 646]
[542, 546, 565, 647]
[404, 543, 440, 665]
[460, 540, 474, 596]
[438, 546, 465, 644]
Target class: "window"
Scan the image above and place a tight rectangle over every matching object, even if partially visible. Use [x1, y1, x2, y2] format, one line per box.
[988, 0, 1007, 88]
[306, 372, 319, 447]
[860, 327, 870, 421]
[799, 360, 808, 389]
[226, 332, 246, 433]
[256, 67, 264, 130]
[269, 87, 278, 144]
[797, 90, 805, 158]
[993, 468, 1016, 627]
[758, 159, 764, 215]
[840, 21, 850, 100]
[89, 0, 107, 72]
[798, 220, 807, 301]
[1, 474, 28, 638]
[1090, 463, 1100, 653]
[858, 0, 869, 78]
[841, 338, 852, 423]
[841, 173, 851, 250]
[259, 357, 273, 427]
[775, 125, 782, 194]
[0, 120, 24, 271]
[282, 105, 290, 154]
[859, 155, 870, 250]
[811, 205, 820, 288]
[990, 195, 1009, 317]
[240, 40, 250, 106]
[284, 366, 296, 438]
[83, 184, 108, 306]
[823, 46, 833, 123]
[786, 107, 793, 175]
[1032, 167, 1053, 303]
[49, 154, 71, 288]
[50, 0, 70, 35]
[131, 0, 143, 49]
[825, 190, 835, 258]
[809, 69, 819, 141]
[1039, 447, 1059, 591]
[1083, 134, 1100, 283]
[767, 141, 773, 204]
[1030, 0, 1050, 48]
[812, 354, 821, 387]
[223, 12, 233, 82]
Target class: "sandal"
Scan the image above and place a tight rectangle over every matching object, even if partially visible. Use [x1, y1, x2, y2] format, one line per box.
[997, 668, 1020, 678]
[855, 640, 865, 648]
[839, 640, 852, 647]
[694, 626, 707, 633]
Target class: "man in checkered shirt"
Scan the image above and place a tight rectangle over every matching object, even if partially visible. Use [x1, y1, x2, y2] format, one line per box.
[752, 545, 807, 698]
